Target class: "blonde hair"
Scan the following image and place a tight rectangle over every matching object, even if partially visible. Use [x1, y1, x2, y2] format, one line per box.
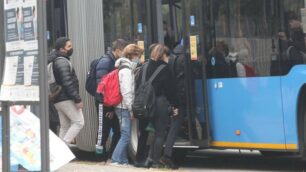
[123, 44, 144, 60]
[150, 44, 170, 60]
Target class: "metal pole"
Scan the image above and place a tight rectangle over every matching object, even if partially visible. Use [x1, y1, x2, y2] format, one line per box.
[156, 0, 164, 43]
[37, 0, 50, 171]
[2, 102, 10, 172]
[0, 0, 10, 171]
[0, 0, 4, 84]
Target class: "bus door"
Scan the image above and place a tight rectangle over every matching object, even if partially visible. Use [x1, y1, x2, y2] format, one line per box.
[147, 0, 211, 147]
[205, 0, 287, 149]
[180, 0, 211, 147]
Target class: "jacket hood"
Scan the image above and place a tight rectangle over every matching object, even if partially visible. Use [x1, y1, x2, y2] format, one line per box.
[48, 49, 70, 64]
[48, 49, 57, 63]
[115, 57, 137, 69]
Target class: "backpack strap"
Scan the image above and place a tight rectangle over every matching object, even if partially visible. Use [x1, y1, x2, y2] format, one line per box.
[54, 56, 72, 72]
[168, 55, 177, 75]
[147, 64, 166, 83]
[141, 62, 149, 85]
[286, 46, 294, 60]
[118, 65, 131, 70]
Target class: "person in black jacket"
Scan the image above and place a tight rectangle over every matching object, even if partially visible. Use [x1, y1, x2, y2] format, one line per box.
[95, 39, 128, 159]
[48, 37, 84, 144]
[136, 44, 179, 168]
[278, 11, 306, 74]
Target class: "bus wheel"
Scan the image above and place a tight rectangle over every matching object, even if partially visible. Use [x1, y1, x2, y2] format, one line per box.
[172, 149, 188, 163]
[128, 119, 139, 163]
[298, 91, 306, 160]
[259, 151, 295, 157]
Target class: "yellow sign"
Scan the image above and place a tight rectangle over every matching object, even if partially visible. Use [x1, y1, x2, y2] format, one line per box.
[137, 41, 145, 63]
[190, 36, 197, 60]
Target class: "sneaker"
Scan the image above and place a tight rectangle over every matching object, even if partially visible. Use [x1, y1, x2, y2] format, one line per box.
[110, 162, 120, 166]
[121, 163, 130, 167]
[159, 155, 179, 169]
[145, 123, 155, 133]
[151, 162, 165, 169]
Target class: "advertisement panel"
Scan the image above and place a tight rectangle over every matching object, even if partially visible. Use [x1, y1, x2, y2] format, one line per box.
[0, 0, 39, 101]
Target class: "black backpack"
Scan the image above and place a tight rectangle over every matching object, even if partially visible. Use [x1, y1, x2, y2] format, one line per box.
[85, 56, 103, 96]
[132, 63, 166, 119]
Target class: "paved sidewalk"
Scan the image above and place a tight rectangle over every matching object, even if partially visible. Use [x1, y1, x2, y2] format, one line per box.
[57, 161, 187, 172]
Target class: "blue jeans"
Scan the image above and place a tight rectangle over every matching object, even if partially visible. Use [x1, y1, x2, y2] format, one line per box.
[112, 108, 131, 164]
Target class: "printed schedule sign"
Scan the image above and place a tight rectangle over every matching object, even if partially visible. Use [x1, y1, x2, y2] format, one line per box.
[0, 0, 39, 101]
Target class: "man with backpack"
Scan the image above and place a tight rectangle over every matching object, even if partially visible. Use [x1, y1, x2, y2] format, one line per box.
[48, 37, 84, 144]
[278, 11, 306, 74]
[91, 39, 128, 159]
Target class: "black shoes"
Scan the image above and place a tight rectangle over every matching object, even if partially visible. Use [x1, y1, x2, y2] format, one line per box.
[135, 156, 178, 169]
[159, 155, 179, 169]
[134, 159, 153, 168]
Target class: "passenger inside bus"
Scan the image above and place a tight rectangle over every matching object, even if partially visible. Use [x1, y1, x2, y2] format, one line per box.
[207, 41, 238, 78]
[278, 11, 306, 74]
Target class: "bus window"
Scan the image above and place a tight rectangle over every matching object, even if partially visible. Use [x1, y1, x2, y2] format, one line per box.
[161, 0, 183, 49]
[207, 0, 305, 78]
[103, 1, 133, 49]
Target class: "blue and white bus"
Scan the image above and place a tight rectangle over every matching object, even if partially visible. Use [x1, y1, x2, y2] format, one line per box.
[107, 0, 306, 159]
[67, 0, 306, 160]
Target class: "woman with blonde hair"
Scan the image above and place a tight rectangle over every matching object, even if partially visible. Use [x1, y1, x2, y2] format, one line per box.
[111, 44, 144, 165]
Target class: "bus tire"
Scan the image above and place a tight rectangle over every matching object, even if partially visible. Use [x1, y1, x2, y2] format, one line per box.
[259, 151, 295, 157]
[298, 86, 306, 160]
[128, 119, 139, 163]
[172, 149, 188, 163]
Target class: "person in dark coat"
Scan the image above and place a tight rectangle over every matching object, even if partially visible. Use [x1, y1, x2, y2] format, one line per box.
[278, 11, 306, 74]
[48, 37, 84, 144]
[136, 44, 179, 169]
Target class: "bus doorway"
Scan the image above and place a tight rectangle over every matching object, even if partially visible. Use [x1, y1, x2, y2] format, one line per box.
[151, 0, 211, 148]
[128, 0, 211, 161]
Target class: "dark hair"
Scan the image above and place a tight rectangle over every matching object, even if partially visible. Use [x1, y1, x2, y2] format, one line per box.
[112, 39, 128, 51]
[150, 44, 170, 60]
[55, 37, 70, 50]
[216, 41, 229, 56]
[286, 11, 299, 22]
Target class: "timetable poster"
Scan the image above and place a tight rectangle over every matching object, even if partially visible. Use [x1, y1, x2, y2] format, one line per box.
[0, 0, 39, 101]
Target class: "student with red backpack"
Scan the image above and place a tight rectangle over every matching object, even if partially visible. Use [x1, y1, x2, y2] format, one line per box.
[106, 44, 144, 166]
[93, 39, 128, 159]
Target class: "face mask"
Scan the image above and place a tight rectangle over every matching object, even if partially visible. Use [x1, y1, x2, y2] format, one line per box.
[66, 48, 73, 57]
[132, 58, 141, 65]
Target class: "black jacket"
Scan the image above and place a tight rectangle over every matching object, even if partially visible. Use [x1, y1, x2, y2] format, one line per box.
[136, 59, 179, 108]
[95, 51, 116, 86]
[94, 52, 116, 107]
[48, 50, 82, 104]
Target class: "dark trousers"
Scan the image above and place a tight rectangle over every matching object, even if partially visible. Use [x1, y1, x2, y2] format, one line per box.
[50, 121, 59, 134]
[135, 117, 149, 162]
[95, 102, 121, 156]
[148, 96, 170, 163]
[164, 106, 185, 157]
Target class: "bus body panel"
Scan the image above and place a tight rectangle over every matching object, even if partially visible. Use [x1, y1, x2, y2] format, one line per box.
[206, 76, 286, 149]
[281, 65, 306, 150]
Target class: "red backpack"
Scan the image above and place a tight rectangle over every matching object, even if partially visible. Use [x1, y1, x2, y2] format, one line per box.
[96, 66, 130, 107]
[243, 64, 256, 77]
